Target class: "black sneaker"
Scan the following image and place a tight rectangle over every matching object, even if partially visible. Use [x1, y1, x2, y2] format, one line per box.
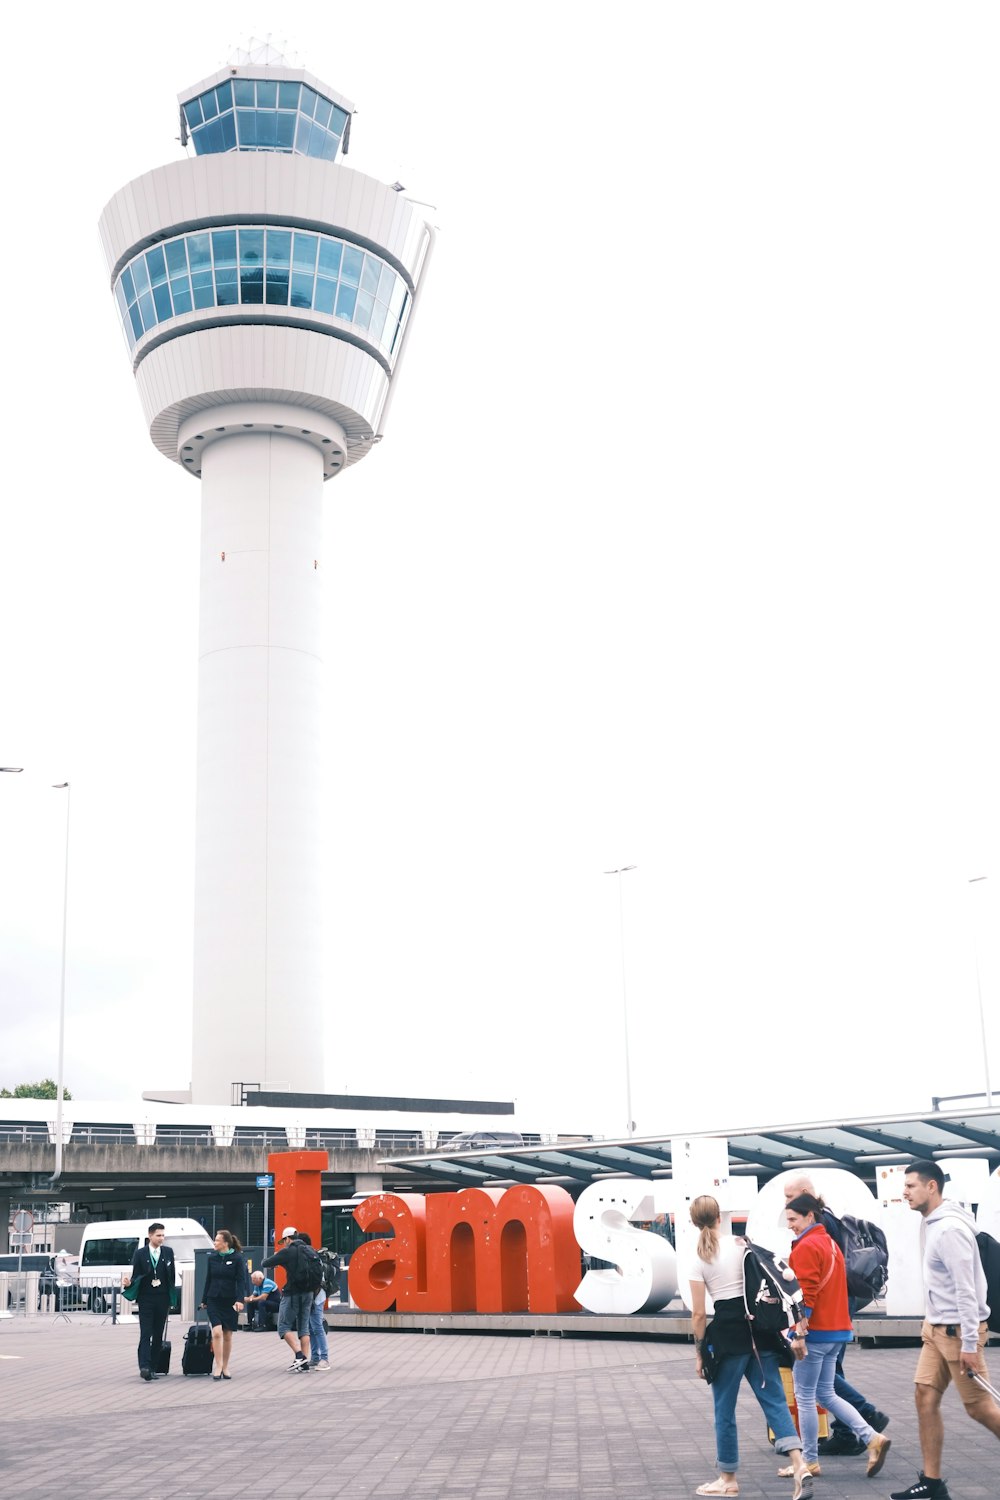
[889, 1480, 950, 1500]
[818, 1431, 866, 1456]
[866, 1408, 890, 1433]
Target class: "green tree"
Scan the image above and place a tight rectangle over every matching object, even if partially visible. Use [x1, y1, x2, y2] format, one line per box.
[0, 1079, 72, 1100]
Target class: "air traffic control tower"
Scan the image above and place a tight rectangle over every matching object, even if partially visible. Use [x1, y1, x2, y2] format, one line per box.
[99, 49, 433, 1103]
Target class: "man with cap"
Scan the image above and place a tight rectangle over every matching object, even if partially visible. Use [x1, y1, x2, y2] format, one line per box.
[261, 1227, 313, 1372]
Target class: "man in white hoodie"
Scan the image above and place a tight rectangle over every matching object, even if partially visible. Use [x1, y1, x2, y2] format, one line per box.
[889, 1159, 1000, 1500]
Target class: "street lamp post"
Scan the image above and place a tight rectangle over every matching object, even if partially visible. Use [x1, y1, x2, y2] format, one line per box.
[50, 783, 70, 1183]
[1, 770, 71, 1182]
[968, 876, 993, 1108]
[604, 865, 637, 1137]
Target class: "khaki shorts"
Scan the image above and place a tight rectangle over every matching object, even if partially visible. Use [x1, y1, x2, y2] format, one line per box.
[915, 1321, 992, 1410]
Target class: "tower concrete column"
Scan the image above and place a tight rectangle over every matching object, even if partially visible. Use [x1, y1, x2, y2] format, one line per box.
[190, 413, 333, 1098]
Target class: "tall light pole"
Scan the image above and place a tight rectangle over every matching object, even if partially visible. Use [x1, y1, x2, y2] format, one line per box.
[968, 876, 993, 1108]
[50, 783, 70, 1183]
[604, 865, 637, 1136]
[1, 770, 71, 1182]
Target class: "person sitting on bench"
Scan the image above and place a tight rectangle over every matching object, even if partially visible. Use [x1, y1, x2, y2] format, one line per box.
[244, 1270, 280, 1329]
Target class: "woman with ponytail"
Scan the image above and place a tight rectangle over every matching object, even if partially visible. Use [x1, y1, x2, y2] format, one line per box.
[689, 1195, 814, 1499]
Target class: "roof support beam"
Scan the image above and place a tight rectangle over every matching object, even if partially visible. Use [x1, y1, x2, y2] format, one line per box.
[763, 1132, 862, 1168]
[839, 1125, 944, 1156]
[723, 1142, 793, 1174]
[921, 1121, 1000, 1153]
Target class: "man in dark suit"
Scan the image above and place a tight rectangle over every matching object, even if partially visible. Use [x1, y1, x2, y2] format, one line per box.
[124, 1222, 176, 1381]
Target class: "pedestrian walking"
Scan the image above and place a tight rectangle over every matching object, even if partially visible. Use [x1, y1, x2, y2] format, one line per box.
[689, 1194, 815, 1499]
[123, 1221, 175, 1382]
[200, 1229, 250, 1380]
[782, 1172, 889, 1453]
[262, 1226, 315, 1373]
[784, 1192, 891, 1479]
[889, 1160, 1000, 1500]
[297, 1232, 330, 1369]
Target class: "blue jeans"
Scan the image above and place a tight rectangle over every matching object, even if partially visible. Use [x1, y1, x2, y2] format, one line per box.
[710, 1348, 800, 1471]
[830, 1340, 874, 1432]
[308, 1292, 328, 1362]
[793, 1341, 875, 1463]
[830, 1299, 875, 1433]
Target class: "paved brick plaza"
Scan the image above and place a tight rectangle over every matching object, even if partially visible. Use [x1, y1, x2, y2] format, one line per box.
[1, 1319, 997, 1499]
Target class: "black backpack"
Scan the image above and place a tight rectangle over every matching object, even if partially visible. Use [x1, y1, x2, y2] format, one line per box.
[838, 1214, 889, 1306]
[742, 1239, 804, 1335]
[286, 1241, 324, 1294]
[317, 1248, 340, 1297]
[976, 1230, 1000, 1334]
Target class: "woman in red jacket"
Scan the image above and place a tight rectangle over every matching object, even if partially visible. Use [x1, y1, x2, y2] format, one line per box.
[784, 1193, 892, 1479]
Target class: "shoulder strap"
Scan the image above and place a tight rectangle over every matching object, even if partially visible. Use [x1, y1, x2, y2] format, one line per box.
[815, 1238, 840, 1294]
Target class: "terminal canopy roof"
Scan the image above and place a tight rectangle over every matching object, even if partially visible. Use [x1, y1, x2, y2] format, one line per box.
[378, 1101, 1000, 1193]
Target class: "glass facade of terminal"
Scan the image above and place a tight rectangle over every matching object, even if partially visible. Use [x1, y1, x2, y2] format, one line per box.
[183, 78, 349, 159]
[114, 227, 410, 359]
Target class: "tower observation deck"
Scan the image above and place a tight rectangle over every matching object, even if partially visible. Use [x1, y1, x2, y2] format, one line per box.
[99, 53, 433, 1104]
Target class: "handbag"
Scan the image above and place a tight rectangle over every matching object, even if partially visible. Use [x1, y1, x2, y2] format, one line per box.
[772, 1330, 796, 1368]
[698, 1332, 721, 1385]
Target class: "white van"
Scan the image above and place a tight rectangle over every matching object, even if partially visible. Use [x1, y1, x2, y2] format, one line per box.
[79, 1217, 213, 1312]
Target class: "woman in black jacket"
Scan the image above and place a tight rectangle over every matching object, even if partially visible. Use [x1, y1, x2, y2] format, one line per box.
[201, 1229, 250, 1379]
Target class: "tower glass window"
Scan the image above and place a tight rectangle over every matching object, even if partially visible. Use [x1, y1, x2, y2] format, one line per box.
[184, 77, 349, 160]
[114, 228, 410, 363]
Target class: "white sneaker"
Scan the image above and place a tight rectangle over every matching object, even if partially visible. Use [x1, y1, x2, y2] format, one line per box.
[315, 1359, 330, 1370]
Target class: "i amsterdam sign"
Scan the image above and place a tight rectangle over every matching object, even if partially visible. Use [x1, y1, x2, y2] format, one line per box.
[268, 1150, 677, 1317]
[269, 1143, 1000, 1320]
[346, 1184, 678, 1317]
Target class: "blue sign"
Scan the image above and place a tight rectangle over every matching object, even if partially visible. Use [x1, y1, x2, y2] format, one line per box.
[256, 1173, 275, 1188]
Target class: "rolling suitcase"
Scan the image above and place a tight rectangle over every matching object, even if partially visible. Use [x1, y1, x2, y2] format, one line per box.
[156, 1313, 172, 1375]
[182, 1309, 214, 1376]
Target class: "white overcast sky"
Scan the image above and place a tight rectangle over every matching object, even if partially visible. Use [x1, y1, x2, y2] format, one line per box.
[2, 2, 999, 1137]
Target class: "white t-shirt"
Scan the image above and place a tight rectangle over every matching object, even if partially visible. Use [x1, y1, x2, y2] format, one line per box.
[688, 1234, 745, 1301]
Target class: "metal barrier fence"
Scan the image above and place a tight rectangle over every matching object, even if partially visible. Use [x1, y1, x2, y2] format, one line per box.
[0, 1271, 198, 1323]
[0, 1272, 131, 1321]
[0, 1270, 344, 1329]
